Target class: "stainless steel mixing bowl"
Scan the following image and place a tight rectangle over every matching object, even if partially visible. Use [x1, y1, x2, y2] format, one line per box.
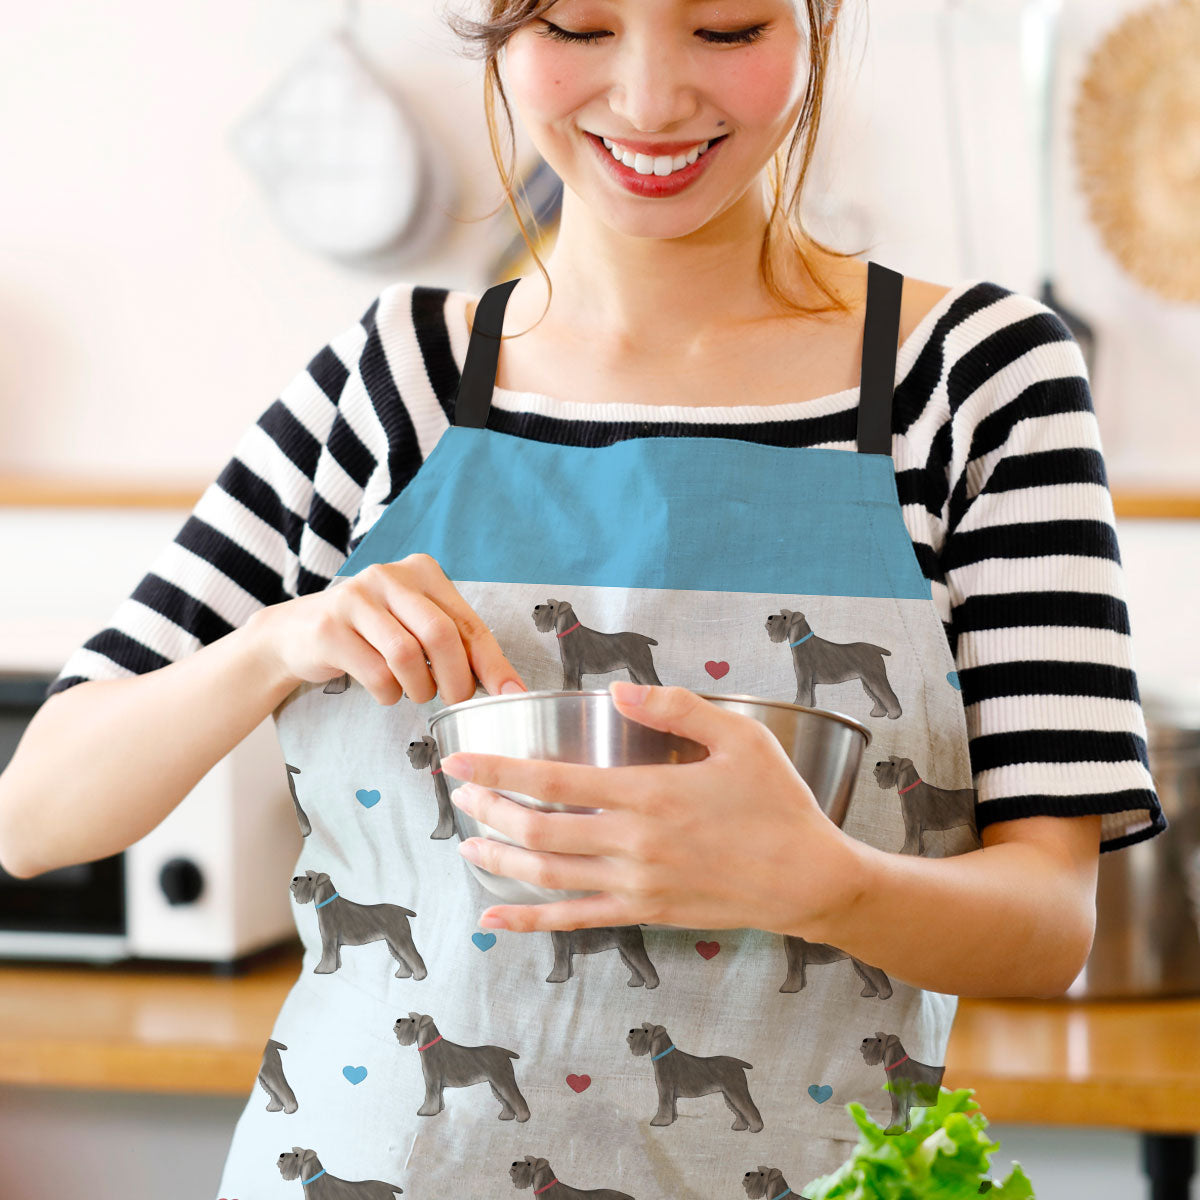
[427, 689, 870, 909]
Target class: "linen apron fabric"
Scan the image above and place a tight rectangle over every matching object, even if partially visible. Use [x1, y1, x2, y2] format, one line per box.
[215, 262, 982, 1200]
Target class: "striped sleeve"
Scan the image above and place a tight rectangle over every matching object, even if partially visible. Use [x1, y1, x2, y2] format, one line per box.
[938, 286, 1166, 853]
[43, 294, 387, 701]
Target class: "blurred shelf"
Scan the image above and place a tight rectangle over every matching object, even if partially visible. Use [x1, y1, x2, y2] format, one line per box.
[0, 474, 205, 510]
[2, 474, 1200, 518]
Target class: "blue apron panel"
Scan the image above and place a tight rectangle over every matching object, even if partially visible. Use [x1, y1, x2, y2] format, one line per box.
[334, 427, 932, 602]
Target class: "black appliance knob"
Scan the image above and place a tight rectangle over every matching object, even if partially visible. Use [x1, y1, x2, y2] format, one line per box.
[159, 857, 204, 905]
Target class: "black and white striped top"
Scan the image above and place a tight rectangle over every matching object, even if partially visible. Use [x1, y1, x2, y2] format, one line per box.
[46, 277, 1166, 855]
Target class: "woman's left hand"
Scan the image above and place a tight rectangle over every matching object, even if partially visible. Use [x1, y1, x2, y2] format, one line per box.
[440, 680, 855, 935]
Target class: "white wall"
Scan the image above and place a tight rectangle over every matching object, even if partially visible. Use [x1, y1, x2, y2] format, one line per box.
[1, 0, 1197, 488]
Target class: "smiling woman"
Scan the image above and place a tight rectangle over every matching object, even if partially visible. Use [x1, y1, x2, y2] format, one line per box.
[446, 0, 854, 333]
[10, 0, 1164, 1197]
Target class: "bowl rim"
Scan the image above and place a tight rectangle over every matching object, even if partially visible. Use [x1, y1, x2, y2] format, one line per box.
[427, 687, 871, 744]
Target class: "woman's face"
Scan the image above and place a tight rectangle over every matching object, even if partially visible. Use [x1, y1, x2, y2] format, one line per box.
[502, 0, 814, 239]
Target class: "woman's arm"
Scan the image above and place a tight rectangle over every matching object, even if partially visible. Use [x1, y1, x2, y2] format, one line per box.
[802, 813, 1102, 999]
[1, 290, 397, 878]
[0, 612, 298, 879]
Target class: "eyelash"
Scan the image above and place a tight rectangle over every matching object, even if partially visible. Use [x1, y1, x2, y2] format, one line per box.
[536, 20, 769, 46]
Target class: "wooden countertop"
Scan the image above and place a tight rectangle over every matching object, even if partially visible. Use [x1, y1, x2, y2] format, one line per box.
[1, 938, 1198, 1133]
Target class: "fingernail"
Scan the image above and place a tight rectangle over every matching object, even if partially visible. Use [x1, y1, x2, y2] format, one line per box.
[612, 681, 650, 705]
[443, 754, 473, 780]
[500, 680, 526, 695]
[479, 913, 507, 928]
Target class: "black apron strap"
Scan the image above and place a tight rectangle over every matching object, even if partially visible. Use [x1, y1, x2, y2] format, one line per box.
[856, 260, 905, 456]
[452, 277, 521, 429]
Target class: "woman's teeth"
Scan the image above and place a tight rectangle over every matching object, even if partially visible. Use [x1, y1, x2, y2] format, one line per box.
[600, 135, 720, 177]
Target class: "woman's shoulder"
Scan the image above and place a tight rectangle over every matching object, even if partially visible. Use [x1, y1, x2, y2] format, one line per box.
[355, 278, 473, 382]
[909, 273, 1079, 343]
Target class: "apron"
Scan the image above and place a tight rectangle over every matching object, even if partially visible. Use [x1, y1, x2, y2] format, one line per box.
[215, 261, 981, 1200]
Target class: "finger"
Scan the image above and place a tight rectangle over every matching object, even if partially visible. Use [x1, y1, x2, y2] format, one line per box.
[371, 581, 477, 704]
[410, 555, 528, 697]
[609, 681, 731, 754]
[343, 590, 441, 702]
[478, 891, 635, 934]
[326, 621, 407, 706]
[460, 836, 615, 895]
[450, 783, 628, 857]
[439, 752, 685, 813]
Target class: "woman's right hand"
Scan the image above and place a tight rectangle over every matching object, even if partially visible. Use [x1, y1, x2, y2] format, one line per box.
[247, 554, 528, 707]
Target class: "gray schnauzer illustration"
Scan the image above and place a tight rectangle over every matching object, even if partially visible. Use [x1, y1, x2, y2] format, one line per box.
[323, 672, 351, 694]
[766, 609, 901, 718]
[509, 1155, 634, 1198]
[743, 1166, 798, 1199]
[258, 1037, 298, 1113]
[285, 763, 312, 838]
[627, 1020, 763, 1131]
[546, 926, 660, 988]
[406, 735, 457, 839]
[873, 756, 979, 856]
[533, 599, 662, 690]
[780, 934, 892, 999]
[394, 1012, 530, 1122]
[277, 1146, 403, 1197]
[290, 870, 427, 980]
[860, 1032, 944, 1133]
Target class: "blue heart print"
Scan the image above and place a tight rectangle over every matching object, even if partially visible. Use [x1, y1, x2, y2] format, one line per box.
[808, 1083, 833, 1104]
[355, 788, 381, 808]
[946, 671, 961, 690]
[343, 1066, 368, 1085]
[472, 931, 497, 952]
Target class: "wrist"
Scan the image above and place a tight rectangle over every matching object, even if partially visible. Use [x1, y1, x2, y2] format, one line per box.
[242, 607, 302, 698]
[792, 821, 875, 945]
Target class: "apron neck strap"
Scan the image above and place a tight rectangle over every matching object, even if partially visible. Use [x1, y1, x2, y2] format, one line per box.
[856, 260, 906, 457]
[453, 277, 520, 429]
[452, 262, 905, 451]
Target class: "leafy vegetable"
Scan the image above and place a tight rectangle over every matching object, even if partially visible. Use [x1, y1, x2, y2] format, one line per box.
[800, 1083, 1036, 1199]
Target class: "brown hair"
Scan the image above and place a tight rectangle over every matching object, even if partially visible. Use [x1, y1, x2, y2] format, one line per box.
[444, 0, 868, 335]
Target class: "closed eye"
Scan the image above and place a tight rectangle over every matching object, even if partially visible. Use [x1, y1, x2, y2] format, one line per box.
[536, 20, 770, 46]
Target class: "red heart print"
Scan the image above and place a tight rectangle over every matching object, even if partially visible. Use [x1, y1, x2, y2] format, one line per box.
[695, 940, 720, 959]
[566, 1073, 591, 1093]
[704, 661, 730, 679]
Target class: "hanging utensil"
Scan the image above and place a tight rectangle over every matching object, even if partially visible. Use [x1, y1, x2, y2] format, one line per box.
[1072, 0, 1200, 305]
[1022, 0, 1097, 377]
[938, 0, 976, 277]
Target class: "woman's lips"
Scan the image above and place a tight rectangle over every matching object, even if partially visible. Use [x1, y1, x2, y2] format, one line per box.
[584, 130, 729, 198]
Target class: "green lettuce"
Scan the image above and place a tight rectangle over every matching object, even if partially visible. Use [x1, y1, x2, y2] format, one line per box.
[800, 1084, 1036, 1199]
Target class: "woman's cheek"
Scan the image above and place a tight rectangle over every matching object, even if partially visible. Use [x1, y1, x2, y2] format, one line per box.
[721, 47, 811, 126]
[503, 36, 596, 118]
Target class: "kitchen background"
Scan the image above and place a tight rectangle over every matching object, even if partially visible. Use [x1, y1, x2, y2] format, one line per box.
[0, 0, 1198, 1197]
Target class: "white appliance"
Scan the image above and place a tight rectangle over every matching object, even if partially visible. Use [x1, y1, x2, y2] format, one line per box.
[0, 670, 302, 969]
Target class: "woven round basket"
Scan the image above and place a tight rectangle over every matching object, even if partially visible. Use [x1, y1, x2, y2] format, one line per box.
[1072, 0, 1200, 303]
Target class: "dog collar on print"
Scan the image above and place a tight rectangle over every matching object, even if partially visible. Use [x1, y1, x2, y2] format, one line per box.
[315, 892, 340, 908]
[418, 1034, 444, 1051]
[301, 1169, 326, 1185]
[769, 1190, 793, 1199]
[897, 779, 922, 794]
[533, 1181, 559, 1194]
[885, 1054, 911, 1071]
[650, 1044, 676, 1060]
[789, 632, 814, 646]
[556, 622, 581, 637]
